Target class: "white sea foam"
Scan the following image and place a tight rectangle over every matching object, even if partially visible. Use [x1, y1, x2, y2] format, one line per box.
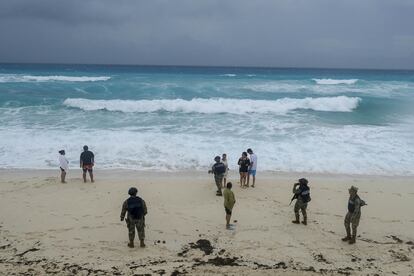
[0, 125, 412, 175]
[313, 78, 359, 85]
[63, 96, 361, 114]
[221, 74, 237, 77]
[0, 74, 111, 82]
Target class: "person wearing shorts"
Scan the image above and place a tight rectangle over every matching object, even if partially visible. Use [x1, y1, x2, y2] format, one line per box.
[223, 182, 236, 229]
[80, 145, 95, 183]
[247, 148, 257, 188]
[238, 152, 250, 187]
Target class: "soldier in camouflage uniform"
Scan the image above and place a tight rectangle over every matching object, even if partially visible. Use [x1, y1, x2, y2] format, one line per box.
[291, 178, 311, 225]
[342, 186, 362, 244]
[209, 156, 226, 196]
[120, 187, 148, 248]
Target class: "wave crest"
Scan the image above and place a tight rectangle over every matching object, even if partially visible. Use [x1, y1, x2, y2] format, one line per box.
[63, 96, 361, 114]
[313, 78, 358, 85]
[0, 74, 111, 82]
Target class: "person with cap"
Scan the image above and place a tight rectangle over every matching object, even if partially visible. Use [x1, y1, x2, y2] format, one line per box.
[80, 145, 94, 183]
[58, 150, 69, 183]
[209, 156, 226, 196]
[120, 187, 148, 248]
[342, 186, 362, 244]
[291, 178, 311, 225]
[246, 148, 257, 188]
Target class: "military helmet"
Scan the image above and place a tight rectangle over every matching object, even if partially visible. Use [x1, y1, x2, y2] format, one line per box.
[349, 186, 358, 192]
[214, 156, 221, 162]
[298, 178, 308, 185]
[128, 187, 138, 196]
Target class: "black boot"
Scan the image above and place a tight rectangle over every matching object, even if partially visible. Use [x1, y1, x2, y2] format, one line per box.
[128, 241, 134, 248]
[301, 216, 307, 225]
[292, 214, 300, 224]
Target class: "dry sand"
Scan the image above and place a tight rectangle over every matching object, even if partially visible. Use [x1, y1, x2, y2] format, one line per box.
[0, 169, 413, 275]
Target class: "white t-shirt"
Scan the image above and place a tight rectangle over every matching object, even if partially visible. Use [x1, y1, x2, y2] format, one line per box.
[59, 155, 69, 171]
[249, 153, 257, 170]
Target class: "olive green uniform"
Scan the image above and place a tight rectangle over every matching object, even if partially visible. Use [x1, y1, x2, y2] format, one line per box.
[345, 196, 361, 239]
[120, 199, 147, 242]
[293, 185, 308, 220]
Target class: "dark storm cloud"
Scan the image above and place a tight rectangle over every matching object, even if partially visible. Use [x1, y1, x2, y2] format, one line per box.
[0, 0, 413, 69]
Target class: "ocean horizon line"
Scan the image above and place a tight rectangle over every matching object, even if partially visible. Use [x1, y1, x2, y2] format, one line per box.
[1, 61, 414, 72]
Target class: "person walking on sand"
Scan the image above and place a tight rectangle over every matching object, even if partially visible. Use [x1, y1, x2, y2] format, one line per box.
[246, 148, 257, 188]
[291, 178, 311, 225]
[223, 182, 236, 229]
[222, 153, 229, 188]
[120, 187, 148, 248]
[58, 150, 69, 183]
[238, 152, 250, 187]
[342, 186, 365, 244]
[209, 156, 226, 196]
[80, 145, 94, 183]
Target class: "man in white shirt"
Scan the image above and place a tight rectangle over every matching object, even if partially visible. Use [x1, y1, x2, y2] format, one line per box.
[246, 148, 257, 188]
[58, 150, 69, 183]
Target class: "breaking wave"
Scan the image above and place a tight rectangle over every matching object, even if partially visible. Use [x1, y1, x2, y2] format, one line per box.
[63, 96, 361, 114]
[313, 79, 359, 85]
[0, 74, 111, 82]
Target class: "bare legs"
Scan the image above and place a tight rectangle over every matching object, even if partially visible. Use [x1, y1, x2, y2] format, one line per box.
[240, 172, 248, 187]
[83, 170, 94, 183]
[60, 171, 66, 183]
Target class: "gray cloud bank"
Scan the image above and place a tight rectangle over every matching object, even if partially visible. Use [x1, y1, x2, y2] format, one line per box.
[0, 0, 413, 69]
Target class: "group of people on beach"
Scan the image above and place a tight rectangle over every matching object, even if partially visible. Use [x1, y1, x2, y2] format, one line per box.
[209, 148, 258, 197]
[57, 145, 364, 248]
[58, 145, 95, 183]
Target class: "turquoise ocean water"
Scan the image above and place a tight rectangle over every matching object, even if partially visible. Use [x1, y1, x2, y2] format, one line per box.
[0, 64, 413, 175]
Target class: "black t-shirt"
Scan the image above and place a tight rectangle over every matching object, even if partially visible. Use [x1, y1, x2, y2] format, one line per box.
[238, 158, 250, 172]
[80, 150, 94, 165]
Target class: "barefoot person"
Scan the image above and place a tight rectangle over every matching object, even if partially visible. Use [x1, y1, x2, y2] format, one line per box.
[342, 186, 365, 244]
[209, 156, 226, 196]
[223, 182, 236, 229]
[222, 153, 229, 188]
[246, 148, 257, 188]
[80, 145, 94, 183]
[291, 178, 311, 225]
[238, 152, 250, 187]
[58, 150, 69, 183]
[120, 187, 148, 248]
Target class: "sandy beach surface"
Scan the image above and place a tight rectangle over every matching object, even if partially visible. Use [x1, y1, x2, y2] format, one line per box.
[0, 169, 413, 275]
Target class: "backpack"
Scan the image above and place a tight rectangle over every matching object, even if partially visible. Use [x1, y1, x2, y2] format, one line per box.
[300, 185, 311, 203]
[127, 197, 144, 220]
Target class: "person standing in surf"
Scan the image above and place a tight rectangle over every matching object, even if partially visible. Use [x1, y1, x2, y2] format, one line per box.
[80, 145, 95, 183]
[238, 152, 250, 187]
[58, 150, 69, 183]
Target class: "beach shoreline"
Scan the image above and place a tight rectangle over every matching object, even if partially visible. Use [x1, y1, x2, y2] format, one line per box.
[1, 169, 413, 275]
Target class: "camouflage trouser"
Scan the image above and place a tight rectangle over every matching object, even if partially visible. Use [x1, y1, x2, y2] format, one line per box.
[344, 212, 360, 237]
[126, 218, 145, 242]
[214, 174, 224, 194]
[294, 199, 307, 218]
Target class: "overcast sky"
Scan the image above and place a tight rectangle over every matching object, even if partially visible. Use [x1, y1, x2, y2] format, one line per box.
[0, 0, 413, 69]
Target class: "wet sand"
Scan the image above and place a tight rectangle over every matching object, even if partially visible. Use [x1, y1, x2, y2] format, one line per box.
[0, 169, 413, 275]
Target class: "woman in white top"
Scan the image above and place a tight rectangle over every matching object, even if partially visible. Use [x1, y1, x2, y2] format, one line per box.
[58, 150, 69, 183]
[222, 153, 229, 188]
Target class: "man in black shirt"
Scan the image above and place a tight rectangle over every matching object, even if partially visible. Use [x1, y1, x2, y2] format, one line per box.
[80, 145, 95, 183]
